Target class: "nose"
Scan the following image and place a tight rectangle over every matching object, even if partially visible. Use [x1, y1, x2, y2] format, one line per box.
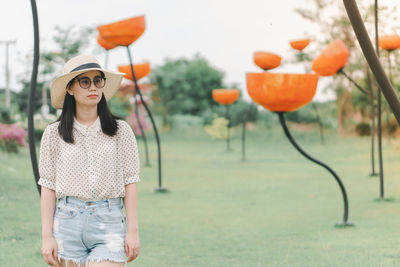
[88, 80, 97, 91]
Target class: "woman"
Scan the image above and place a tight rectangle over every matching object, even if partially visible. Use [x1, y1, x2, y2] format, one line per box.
[38, 55, 140, 267]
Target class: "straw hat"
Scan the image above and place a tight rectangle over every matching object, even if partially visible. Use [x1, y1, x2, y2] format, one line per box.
[50, 55, 125, 109]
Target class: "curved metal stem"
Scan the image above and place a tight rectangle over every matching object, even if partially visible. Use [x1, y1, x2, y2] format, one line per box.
[29, 0, 40, 196]
[241, 103, 253, 161]
[277, 112, 349, 223]
[133, 90, 150, 166]
[338, 69, 368, 95]
[386, 52, 392, 142]
[126, 46, 164, 190]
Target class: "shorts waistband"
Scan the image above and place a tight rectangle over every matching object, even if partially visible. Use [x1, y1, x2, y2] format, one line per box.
[58, 196, 122, 207]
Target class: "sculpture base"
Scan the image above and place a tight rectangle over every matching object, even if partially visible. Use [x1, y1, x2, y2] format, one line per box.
[334, 221, 355, 228]
[373, 197, 395, 202]
[154, 187, 169, 193]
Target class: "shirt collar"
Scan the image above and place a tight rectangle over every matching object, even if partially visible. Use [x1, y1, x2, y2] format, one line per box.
[73, 116, 101, 135]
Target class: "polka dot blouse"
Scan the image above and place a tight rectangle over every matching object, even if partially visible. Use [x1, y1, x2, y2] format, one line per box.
[38, 116, 140, 201]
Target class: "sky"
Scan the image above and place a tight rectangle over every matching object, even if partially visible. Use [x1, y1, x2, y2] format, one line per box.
[1, 0, 396, 103]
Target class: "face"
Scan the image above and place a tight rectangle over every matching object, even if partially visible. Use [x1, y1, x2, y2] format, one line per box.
[67, 70, 105, 108]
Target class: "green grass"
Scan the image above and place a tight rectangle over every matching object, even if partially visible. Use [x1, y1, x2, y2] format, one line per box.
[1, 123, 400, 266]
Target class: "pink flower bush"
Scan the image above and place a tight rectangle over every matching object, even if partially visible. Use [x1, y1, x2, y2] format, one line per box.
[126, 112, 150, 136]
[0, 123, 28, 153]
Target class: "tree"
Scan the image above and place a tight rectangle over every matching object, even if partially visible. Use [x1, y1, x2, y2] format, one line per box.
[149, 54, 225, 126]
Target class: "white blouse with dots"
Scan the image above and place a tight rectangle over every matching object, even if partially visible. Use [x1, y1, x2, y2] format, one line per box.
[38, 116, 140, 201]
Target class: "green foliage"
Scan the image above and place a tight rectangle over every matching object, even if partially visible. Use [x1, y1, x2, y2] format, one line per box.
[0, 104, 13, 124]
[149, 54, 225, 123]
[107, 92, 132, 119]
[169, 114, 203, 130]
[355, 122, 371, 136]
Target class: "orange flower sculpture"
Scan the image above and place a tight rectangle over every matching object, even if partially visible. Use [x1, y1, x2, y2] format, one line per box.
[97, 15, 146, 46]
[379, 35, 400, 51]
[212, 89, 240, 105]
[253, 52, 281, 71]
[312, 40, 349, 76]
[97, 34, 117, 50]
[246, 73, 318, 112]
[118, 62, 151, 81]
[289, 38, 310, 51]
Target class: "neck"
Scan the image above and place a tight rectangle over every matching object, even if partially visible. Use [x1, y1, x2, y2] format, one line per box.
[75, 104, 98, 126]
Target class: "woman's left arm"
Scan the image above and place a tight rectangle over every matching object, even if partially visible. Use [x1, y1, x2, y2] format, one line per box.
[124, 183, 140, 261]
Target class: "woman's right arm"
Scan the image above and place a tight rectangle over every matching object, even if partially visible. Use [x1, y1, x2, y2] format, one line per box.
[40, 187, 60, 266]
[38, 125, 60, 266]
[41, 187, 56, 238]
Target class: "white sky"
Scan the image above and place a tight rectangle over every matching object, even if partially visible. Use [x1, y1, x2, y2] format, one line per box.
[0, 0, 398, 102]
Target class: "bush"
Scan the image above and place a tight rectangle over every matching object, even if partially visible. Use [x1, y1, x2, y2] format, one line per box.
[355, 122, 371, 136]
[204, 116, 231, 140]
[0, 123, 28, 153]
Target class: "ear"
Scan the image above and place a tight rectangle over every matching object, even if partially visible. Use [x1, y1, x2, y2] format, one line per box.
[66, 89, 74, 96]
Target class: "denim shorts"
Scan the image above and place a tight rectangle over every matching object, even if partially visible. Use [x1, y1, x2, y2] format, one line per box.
[52, 196, 127, 267]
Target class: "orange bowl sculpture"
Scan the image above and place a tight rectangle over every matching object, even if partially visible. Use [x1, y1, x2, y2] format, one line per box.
[379, 35, 400, 51]
[246, 73, 318, 112]
[118, 62, 151, 81]
[97, 34, 117, 50]
[253, 52, 281, 71]
[212, 89, 240, 105]
[289, 38, 311, 51]
[98, 16, 146, 46]
[312, 40, 349, 76]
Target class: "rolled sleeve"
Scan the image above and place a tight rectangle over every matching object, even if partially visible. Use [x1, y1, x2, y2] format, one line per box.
[37, 126, 56, 190]
[119, 121, 141, 185]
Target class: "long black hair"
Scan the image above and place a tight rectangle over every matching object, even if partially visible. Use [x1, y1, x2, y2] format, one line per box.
[55, 71, 122, 144]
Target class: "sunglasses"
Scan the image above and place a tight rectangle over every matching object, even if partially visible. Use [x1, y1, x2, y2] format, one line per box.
[74, 75, 106, 89]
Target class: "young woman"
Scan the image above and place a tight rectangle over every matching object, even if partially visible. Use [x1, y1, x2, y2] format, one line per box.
[38, 55, 140, 267]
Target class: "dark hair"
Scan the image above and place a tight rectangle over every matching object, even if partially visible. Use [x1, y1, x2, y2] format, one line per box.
[55, 71, 122, 144]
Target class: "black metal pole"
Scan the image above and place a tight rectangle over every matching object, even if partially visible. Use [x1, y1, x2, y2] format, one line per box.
[126, 46, 166, 192]
[226, 104, 231, 151]
[241, 103, 253, 161]
[29, 0, 40, 196]
[374, 0, 384, 199]
[342, 0, 400, 125]
[367, 68, 378, 176]
[133, 90, 150, 166]
[277, 112, 352, 226]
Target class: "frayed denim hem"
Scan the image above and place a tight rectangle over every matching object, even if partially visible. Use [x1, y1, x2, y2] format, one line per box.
[57, 254, 86, 267]
[57, 254, 127, 267]
[86, 257, 127, 267]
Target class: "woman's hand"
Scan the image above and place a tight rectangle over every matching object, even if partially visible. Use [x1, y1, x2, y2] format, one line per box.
[41, 236, 60, 266]
[125, 231, 140, 262]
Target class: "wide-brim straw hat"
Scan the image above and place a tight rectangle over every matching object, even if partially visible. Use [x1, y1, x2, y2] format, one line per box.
[50, 55, 125, 109]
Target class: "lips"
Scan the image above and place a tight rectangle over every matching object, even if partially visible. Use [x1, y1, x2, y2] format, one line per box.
[88, 94, 98, 97]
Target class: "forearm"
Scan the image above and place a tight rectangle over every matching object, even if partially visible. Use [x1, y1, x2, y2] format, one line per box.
[123, 183, 139, 233]
[40, 187, 56, 238]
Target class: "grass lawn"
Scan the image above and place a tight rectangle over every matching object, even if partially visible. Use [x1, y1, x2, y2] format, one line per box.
[1, 122, 400, 266]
